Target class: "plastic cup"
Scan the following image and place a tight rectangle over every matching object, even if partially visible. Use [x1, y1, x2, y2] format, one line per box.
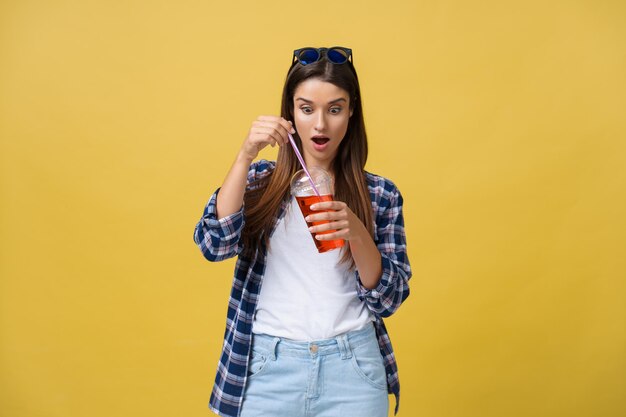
[290, 167, 345, 253]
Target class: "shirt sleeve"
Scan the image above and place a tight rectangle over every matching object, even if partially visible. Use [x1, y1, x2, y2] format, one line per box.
[193, 188, 245, 262]
[355, 186, 412, 318]
[193, 160, 274, 262]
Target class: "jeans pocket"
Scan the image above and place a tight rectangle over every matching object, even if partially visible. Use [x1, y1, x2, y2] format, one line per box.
[247, 347, 271, 378]
[350, 343, 387, 390]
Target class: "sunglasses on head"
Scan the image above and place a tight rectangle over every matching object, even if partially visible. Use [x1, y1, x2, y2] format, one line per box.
[293, 46, 353, 65]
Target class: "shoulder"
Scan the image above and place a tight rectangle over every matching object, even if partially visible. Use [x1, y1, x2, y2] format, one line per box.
[248, 159, 276, 183]
[250, 159, 276, 175]
[364, 171, 406, 229]
[365, 170, 403, 204]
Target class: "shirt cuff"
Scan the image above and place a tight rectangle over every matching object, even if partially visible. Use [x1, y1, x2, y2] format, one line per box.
[356, 255, 393, 300]
[204, 189, 245, 240]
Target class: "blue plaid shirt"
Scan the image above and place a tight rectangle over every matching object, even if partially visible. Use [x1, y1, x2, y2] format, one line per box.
[194, 160, 411, 417]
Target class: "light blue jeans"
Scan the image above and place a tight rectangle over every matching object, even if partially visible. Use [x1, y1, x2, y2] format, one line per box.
[240, 323, 389, 417]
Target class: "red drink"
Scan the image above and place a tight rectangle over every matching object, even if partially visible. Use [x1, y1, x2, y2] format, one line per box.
[295, 194, 345, 253]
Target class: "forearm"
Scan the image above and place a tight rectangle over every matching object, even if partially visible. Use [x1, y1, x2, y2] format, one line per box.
[349, 224, 382, 290]
[216, 151, 253, 220]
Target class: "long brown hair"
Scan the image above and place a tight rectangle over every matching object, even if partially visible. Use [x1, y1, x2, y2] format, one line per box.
[241, 57, 374, 265]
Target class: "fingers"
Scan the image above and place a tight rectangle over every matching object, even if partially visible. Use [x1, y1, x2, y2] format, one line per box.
[258, 115, 295, 134]
[308, 220, 349, 234]
[251, 124, 289, 146]
[247, 130, 278, 149]
[305, 202, 348, 223]
[314, 230, 349, 241]
[256, 116, 295, 145]
[305, 211, 344, 223]
[248, 128, 278, 147]
[242, 116, 295, 159]
[304, 200, 357, 240]
[305, 206, 348, 234]
[309, 201, 346, 211]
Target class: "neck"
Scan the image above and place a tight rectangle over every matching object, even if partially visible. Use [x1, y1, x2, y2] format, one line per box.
[304, 157, 334, 176]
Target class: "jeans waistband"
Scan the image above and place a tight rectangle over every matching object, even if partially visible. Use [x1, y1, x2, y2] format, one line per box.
[251, 322, 377, 359]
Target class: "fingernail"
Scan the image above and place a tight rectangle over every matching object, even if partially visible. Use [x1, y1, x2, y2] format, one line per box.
[310, 204, 317, 210]
[291, 128, 296, 134]
[305, 216, 310, 222]
[308, 227, 314, 232]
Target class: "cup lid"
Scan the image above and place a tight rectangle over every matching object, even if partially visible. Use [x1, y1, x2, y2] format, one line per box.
[290, 166, 332, 196]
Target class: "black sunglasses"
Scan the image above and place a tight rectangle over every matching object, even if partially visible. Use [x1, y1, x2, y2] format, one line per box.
[293, 46, 353, 65]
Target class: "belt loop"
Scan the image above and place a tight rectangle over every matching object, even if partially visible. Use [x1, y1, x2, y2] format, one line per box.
[336, 334, 352, 360]
[269, 337, 280, 361]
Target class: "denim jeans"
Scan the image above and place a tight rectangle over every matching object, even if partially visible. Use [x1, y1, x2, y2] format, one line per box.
[240, 322, 389, 417]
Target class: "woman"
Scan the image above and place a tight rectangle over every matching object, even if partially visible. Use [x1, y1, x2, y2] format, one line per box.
[194, 46, 411, 417]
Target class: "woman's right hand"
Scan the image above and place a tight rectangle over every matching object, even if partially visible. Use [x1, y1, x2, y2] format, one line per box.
[240, 116, 295, 161]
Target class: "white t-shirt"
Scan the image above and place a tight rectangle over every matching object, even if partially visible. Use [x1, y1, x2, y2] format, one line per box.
[252, 197, 373, 341]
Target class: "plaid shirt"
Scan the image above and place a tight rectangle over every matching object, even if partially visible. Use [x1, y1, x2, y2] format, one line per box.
[194, 160, 411, 417]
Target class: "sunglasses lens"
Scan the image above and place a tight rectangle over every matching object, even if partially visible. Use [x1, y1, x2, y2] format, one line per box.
[327, 48, 349, 64]
[297, 49, 320, 65]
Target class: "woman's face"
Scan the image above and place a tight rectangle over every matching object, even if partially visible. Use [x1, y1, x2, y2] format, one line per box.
[292, 78, 353, 172]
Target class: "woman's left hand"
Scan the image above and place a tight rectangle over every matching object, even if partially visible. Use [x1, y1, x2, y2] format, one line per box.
[307, 199, 383, 289]
[305, 200, 366, 242]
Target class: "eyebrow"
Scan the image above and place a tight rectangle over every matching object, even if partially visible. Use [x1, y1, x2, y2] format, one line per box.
[295, 97, 347, 104]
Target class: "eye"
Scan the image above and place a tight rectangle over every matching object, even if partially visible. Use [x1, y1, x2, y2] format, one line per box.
[329, 106, 343, 114]
[300, 106, 313, 114]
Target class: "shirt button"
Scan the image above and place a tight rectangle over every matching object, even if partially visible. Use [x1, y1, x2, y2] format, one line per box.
[309, 345, 318, 354]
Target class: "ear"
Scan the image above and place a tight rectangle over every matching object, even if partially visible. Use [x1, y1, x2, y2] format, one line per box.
[350, 108, 354, 117]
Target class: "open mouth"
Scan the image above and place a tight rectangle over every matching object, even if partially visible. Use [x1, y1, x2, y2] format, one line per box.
[311, 137, 330, 145]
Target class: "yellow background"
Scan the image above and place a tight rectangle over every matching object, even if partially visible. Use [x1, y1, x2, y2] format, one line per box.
[1, 1, 625, 416]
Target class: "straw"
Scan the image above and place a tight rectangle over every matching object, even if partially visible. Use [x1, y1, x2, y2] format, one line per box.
[287, 132, 321, 197]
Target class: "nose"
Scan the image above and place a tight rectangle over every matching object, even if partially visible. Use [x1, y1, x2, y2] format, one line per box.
[314, 111, 326, 132]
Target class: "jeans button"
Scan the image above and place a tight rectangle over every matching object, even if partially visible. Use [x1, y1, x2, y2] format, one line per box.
[309, 344, 318, 354]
